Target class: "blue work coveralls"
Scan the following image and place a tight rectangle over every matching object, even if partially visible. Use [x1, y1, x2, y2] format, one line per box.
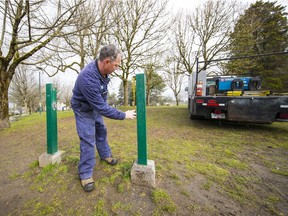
[71, 60, 125, 180]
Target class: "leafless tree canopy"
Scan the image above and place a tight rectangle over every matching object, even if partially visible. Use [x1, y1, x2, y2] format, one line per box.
[162, 0, 242, 103]
[170, 0, 241, 74]
[39, 0, 114, 75]
[110, 0, 169, 105]
[0, 0, 85, 128]
[1, 0, 256, 128]
[163, 60, 184, 106]
[9, 65, 39, 114]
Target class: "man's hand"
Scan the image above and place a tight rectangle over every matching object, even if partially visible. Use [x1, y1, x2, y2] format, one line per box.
[125, 110, 136, 119]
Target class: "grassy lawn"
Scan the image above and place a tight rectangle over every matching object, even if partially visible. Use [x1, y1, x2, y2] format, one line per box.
[1, 106, 287, 215]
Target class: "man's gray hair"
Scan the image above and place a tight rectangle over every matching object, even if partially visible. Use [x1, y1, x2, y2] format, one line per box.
[99, 44, 122, 62]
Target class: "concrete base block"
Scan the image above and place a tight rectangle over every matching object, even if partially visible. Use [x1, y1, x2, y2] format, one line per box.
[39, 150, 64, 167]
[131, 159, 156, 188]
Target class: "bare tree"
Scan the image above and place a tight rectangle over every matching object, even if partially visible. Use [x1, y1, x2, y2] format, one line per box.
[171, 11, 199, 75]
[170, 0, 241, 77]
[110, 0, 169, 106]
[61, 84, 73, 109]
[189, 0, 241, 70]
[164, 12, 195, 105]
[39, 0, 113, 75]
[9, 66, 38, 114]
[163, 60, 184, 106]
[50, 76, 65, 102]
[0, 0, 85, 128]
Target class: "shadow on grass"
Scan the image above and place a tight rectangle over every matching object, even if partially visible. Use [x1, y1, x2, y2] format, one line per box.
[147, 106, 288, 134]
[191, 118, 288, 133]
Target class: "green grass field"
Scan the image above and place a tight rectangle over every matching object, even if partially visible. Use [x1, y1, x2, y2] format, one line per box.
[1, 106, 287, 215]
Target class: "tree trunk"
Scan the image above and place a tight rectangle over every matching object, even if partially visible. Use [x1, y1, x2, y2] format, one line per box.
[0, 77, 10, 129]
[123, 79, 128, 106]
[146, 89, 150, 106]
[146, 94, 150, 106]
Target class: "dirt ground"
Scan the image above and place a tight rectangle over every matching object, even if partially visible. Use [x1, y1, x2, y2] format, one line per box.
[0, 108, 287, 216]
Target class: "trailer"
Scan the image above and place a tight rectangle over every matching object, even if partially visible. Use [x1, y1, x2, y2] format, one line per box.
[187, 53, 288, 124]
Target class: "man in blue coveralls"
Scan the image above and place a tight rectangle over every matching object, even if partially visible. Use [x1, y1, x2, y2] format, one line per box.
[71, 44, 136, 192]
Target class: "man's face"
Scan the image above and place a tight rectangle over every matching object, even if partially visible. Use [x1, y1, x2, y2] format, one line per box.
[104, 54, 121, 74]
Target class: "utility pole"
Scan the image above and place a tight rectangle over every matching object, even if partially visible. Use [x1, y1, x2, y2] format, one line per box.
[37, 67, 43, 114]
[39, 71, 42, 114]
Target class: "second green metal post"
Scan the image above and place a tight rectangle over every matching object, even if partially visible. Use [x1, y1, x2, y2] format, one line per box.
[136, 72, 147, 165]
[46, 83, 58, 154]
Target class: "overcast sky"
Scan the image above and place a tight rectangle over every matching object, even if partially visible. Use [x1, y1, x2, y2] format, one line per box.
[170, 0, 288, 10]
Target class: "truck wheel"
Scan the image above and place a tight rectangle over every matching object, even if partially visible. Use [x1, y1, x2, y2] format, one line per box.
[190, 114, 198, 120]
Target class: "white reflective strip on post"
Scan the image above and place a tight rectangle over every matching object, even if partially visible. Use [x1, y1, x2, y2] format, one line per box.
[280, 105, 288, 108]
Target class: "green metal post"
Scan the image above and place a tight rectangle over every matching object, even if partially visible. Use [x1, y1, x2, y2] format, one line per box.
[46, 83, 58, 154]
[136, 72, 147, 165]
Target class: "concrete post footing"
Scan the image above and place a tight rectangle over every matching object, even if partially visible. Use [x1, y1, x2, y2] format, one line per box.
[39, 150, 64, 167]
[131, 159, 156, 188]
